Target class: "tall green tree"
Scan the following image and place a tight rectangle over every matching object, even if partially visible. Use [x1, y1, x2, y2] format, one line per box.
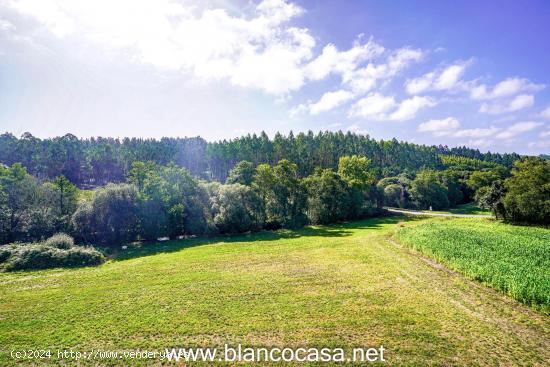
[0, 164, 41, 243]
[211, 184, 262, 233]
[226, 161, 255, 186]
[255, 160, 307, 229]
[409, 170, 450, 210]
[503, 158, 549, 224]
[304, 168, 350, 224]
[338, 156, 378, 218]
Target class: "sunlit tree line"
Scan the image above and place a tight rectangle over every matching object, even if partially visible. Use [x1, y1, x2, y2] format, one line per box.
[0, 131, 523, 185]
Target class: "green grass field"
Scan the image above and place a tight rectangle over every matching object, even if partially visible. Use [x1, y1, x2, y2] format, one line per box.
[419, 202, 492, 216]
[1, 217, 549, 366]
[395, 218, 550, 312]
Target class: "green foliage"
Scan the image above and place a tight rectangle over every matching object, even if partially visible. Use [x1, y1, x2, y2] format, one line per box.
[226, 161, 255, 186]
[49, 175, 78, 232]
[0, 132, 520, 185]
[337, 155, 374, 189]
[0, 243, 104, 271]
[211, 184, 262, 233]
[44, 233, 74, 249]
[440, 155, 500, 171]
[383, 184, 405, 207]
[0, 233, 103, 271]
[503, 158, 550, 224]
[438, 170, 464, 206]
[475, 181, 506, 219]
[128, 162, 214, 239]
[409, 170, 450, 210]
[73, 183, 139, 245]
[304, 169, 350, 224]
[378, 174, 411, 208]
[395, 219, 550, 311]
[255, 160, 307, 229]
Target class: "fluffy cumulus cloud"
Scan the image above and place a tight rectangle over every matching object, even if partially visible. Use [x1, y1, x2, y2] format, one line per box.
[470, 78, 544, 100]
[343, 47, 424, 93]
[348, 93, 397, 119]
[3, 0, 425, 100]
[479, 94, 535, 114]
[305, 38, 385, 81]
[349, 93, 435, 121]
[494, 121, 543, 140]
[4, 0, 318, 94]
[418, 117, 460, 136]
[417, 117, 542, 142]
[405, 60, 470, 94]
[308, 90, 355, 115]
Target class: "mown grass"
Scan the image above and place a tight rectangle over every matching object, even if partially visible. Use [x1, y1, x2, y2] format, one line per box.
[448, 202, 491, 215]
[394, 218, 550, 312]
[420, 202, 491, 215]
[1, 217, 548, 366]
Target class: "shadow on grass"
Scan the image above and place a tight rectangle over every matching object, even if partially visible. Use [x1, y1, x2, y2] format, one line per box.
[110, 216, 402, 262]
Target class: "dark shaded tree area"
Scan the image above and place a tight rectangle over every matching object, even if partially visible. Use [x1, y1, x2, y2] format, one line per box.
[0, 131, 522, 186]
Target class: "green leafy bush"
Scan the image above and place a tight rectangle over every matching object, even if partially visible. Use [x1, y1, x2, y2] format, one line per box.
[44, 233, 74, 249]
[0, 241, 104, 272]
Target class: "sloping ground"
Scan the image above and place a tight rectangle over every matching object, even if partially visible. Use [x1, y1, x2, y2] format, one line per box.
[0, 218, 548, 366]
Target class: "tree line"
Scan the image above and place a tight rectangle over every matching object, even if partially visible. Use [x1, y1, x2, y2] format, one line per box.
[0, 131, 523, 185]
[1, 153, 548, 248]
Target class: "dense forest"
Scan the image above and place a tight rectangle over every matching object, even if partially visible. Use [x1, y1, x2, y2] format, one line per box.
[0, 131, 548, 271]
[0, 131, 523, 185]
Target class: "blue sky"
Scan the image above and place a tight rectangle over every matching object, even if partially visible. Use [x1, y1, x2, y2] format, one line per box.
[0, 0, 549, 154]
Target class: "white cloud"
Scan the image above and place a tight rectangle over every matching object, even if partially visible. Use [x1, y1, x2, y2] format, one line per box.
[528, 140, 550, 149]
[540, 105, 550, 120]
[466, 139, 493, 148]
[480, 94, 534, 114]
[308, 90, 354, 114]
[289, 103, 308, 117]
[305, 38, 384, 81]
[470, 77, 544, 100]
[348, 93, 435, 121]
[5, 0, 322, 95]
[348, 93, 396, 118]
[388, 96, 436, 121]
[452, 127, 499, 138]
[418, 117, 460, 136]
[494, 121, 543, 140]
[417, 117, 501, 139]
[0, 19, 16, 31]
[421, 120, 542, 141]
[344, 47, 423, 93]
[539, 130, 550, 138]
[405, 60, 470, 94]
[346, 123, 368, 135]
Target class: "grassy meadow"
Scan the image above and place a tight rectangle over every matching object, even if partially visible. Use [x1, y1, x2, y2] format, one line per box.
[1, 216, 549, 366]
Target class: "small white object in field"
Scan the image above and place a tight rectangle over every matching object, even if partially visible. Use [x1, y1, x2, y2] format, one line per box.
[122, 245, 128, 250]
[158, 237, 170, 241]
[429, 206, 433, 211]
